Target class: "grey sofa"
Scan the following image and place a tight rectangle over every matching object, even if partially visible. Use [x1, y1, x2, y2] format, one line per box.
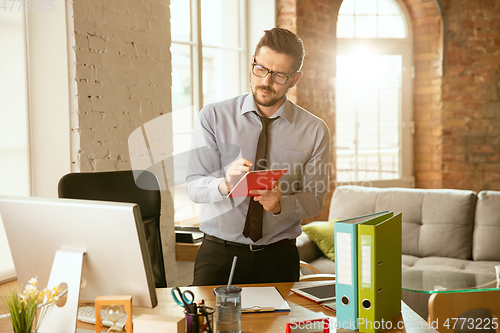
[297, 185, 500, 318]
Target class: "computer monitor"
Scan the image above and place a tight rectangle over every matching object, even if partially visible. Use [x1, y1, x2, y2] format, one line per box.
[0, 196, 158, 331]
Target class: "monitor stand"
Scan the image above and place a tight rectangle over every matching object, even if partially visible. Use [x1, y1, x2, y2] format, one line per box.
[38, 249, 85, 333]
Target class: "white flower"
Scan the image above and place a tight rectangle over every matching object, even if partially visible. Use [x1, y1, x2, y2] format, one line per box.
[28, 277, 38, 287]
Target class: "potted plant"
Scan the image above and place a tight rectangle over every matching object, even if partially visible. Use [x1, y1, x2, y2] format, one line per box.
[5, 277, 60, 333]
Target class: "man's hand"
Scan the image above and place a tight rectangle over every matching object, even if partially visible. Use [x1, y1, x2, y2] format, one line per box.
[249, 181, 282, 214]
[218, 158, 253, 195]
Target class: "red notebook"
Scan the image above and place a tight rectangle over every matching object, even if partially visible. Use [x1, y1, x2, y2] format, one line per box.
[226, 169, 287, 198]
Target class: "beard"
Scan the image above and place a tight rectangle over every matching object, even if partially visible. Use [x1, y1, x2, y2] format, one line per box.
[251, 84, 286, 107]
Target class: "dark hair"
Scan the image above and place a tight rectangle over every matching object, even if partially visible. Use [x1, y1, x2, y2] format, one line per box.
[254, 28, 305, 73]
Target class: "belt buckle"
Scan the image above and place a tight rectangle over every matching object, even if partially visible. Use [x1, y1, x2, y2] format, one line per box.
[249, 244, 264, 252]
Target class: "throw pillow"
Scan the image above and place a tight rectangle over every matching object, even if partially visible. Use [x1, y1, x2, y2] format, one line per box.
[302, 219, 338, 261]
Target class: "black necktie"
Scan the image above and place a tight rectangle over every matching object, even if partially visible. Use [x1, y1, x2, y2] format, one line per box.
[243, 112, 277, 242]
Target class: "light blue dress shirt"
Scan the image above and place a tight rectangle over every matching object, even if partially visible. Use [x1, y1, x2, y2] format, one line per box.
[186, 93, 331, 245]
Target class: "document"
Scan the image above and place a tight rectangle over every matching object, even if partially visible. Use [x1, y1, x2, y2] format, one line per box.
[226, 169, 287, 198]
[357, 213, 402, 333]
[334, 211, 393, 330]
[241, 287, 291, 313]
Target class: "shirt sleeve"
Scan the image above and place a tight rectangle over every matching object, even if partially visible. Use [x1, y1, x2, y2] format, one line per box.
[274, 120, 331, 221]
[185, 106, 227, 204]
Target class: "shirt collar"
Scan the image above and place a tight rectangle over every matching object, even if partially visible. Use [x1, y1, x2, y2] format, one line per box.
[241, 93, 293, 123]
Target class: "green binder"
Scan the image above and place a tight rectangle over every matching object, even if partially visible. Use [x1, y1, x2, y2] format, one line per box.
[357, 212, 402, 333]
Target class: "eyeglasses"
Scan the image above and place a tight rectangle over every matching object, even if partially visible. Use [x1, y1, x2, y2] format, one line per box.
[251, 60, 294, 85]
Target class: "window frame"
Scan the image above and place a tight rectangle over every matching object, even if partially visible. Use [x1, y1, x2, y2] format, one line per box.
[171, 0, 253, 225]
[335, 0, 414, 188]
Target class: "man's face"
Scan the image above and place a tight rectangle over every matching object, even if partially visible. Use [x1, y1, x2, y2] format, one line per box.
[250, 46, 301, 109]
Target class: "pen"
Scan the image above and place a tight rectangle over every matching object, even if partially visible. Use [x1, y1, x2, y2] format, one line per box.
[200, 300, 213, 333]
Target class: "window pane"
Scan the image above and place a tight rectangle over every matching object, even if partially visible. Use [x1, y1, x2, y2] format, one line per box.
[339, 0, 354, 14]
[171, 43, 197, 222]
[378, 0, 400, 15]
[170, 0, 191, 42]
[357, 90, 378, 151]
[336, 55, 402, 182]
[201, 0, 240, 48]
[378, 15, 406, 38]
[338, 0, 406, 40]
[337, 15, 354, 38]
[0, 10, 30, 196]
[171, 44, 192, 111]
[202, 47, 241, 105]
[355, 16, 377, 38]
[355, 0, 377, 15]
[172, 103, 200, 221]
[335, 89, 356, 151]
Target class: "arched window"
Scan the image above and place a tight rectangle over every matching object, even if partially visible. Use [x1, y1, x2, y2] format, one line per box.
[336, 0, 414, 187]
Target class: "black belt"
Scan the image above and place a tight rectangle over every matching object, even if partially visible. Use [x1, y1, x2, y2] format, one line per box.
[203, 234, 296, 252]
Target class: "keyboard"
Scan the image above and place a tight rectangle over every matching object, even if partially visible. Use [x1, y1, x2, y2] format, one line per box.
[77, 306, 133, 329]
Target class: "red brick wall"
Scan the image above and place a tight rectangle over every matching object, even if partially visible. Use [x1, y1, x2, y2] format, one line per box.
[439, 0, 500, 192]
[276, 0, 297, 103]
[403, 0, 444, 189]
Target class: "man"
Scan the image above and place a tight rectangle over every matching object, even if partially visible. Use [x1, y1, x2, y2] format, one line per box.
[186, 27, 330, 286]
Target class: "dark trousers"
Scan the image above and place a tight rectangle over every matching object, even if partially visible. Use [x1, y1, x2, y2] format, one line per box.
[192, 237, 300, 286]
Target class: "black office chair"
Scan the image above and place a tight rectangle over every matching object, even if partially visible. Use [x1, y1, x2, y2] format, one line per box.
[58, 170, 167, 288]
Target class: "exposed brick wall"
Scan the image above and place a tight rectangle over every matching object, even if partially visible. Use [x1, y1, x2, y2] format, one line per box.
[403, 0, 444, 189]
[70, 0, 177, 283]
[276, 0, 297, 103]
[439, 0, 500, 192]
[276, 0, 340, 222]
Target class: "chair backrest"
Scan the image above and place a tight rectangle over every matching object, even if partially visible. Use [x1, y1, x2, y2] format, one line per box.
[58, 170, 167, 288]
[428, 289, 500, 333]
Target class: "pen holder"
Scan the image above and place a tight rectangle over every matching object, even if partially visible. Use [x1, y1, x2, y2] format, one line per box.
[185, 307, 214, 333]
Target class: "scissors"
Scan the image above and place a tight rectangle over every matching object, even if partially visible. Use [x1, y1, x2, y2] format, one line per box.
[171, 287, 196, 314]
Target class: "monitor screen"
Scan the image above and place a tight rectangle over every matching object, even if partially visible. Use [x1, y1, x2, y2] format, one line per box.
[0, 196, 158, 308]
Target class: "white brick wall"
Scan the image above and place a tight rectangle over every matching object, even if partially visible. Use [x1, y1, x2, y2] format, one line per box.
[70, 0, 177, 283]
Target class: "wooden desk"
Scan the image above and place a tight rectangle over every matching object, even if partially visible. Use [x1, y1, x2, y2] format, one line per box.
[1, 280, 435, 333]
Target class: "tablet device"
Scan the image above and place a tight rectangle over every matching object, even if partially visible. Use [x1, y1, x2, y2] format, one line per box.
[290, 282, 336, 303]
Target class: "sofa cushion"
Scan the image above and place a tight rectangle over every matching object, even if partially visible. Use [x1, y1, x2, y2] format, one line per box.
[296, 231, 323, 263]
[402, 256, 499, 292]
[308, 257, 335, 275]
[473, 191, 500, 261]
[377, 188, 476, 259]
[302, 220, 337, 260]
[375, 188, 425, 257]
[402, 256, 500, 276]
[328, 185, 379, 220]
[463, 260, 500, 277]
[330, 186, 476, 259]
[401, 254, 420, 268]
[410, 256, 470, 271]
[418, 190, 476, 259]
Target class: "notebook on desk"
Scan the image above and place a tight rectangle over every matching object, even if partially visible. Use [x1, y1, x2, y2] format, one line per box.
[241, 286, 291, 313]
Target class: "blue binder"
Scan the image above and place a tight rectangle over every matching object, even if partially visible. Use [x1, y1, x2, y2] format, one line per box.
[334, 211, 393, 330]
